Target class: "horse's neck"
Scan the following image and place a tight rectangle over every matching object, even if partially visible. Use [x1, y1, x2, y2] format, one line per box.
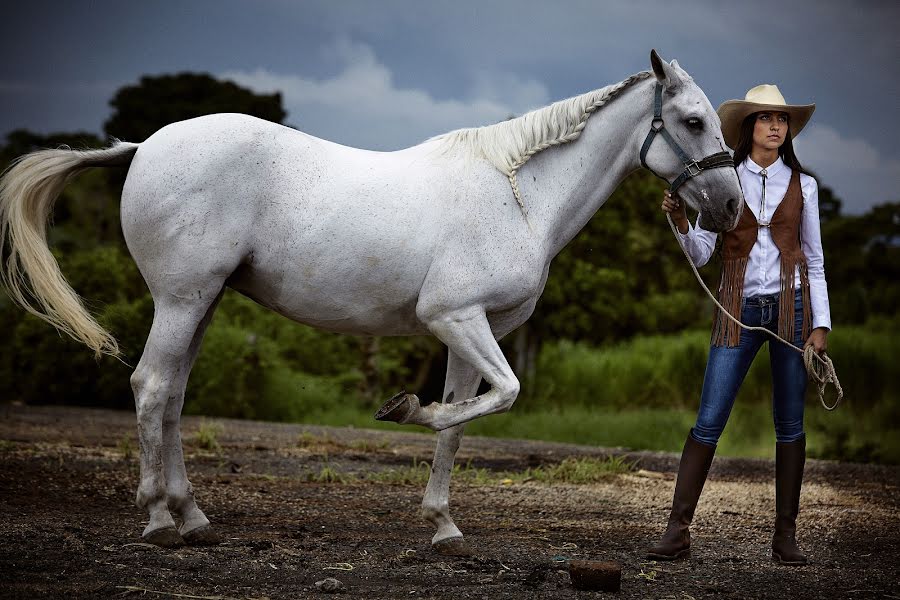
[525, 78, 653, 260]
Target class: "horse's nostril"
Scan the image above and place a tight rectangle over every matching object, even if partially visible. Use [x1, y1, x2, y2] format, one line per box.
[727, 197, 738, 215]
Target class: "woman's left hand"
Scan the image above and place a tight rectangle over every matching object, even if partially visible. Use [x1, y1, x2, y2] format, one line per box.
[805, 327, 828, 355]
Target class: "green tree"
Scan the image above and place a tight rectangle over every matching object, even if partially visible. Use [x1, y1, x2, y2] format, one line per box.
[104, 73, 287, 142]
[822, 202, 900, 324]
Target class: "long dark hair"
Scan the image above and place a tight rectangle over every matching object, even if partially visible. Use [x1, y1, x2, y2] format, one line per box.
[732, 113, 804, 173]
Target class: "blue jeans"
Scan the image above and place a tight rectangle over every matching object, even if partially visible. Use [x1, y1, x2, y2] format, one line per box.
[691, 290, 807, 445]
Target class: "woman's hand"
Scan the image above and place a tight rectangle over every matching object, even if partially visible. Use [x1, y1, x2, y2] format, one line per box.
[661, 189, 689, 234]
[805, 327, 828, 355]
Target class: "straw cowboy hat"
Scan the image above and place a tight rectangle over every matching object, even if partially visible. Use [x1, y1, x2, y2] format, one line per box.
[717, 84, 815, 149]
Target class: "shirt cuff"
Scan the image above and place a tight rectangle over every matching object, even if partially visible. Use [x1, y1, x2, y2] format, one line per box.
[812, 315, 831, 331]
[809, 283, 832, 331]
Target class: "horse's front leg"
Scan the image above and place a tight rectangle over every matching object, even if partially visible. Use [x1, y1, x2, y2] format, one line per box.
[376, 306, 520, 431]
[422, 350, 481, 556]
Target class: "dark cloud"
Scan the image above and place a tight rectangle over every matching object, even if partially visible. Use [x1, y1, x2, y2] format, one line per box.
[1, 0, 896, 212]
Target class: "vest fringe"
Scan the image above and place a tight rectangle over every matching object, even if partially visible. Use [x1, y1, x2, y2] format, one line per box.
[712, 256, 749, 347]
[777, 258, 812, 345]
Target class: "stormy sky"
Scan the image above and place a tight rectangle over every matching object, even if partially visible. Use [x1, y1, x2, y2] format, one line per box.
[1, 0, 897, 213]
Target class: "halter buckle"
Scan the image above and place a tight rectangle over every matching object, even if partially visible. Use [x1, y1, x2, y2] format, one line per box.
[684, 160, 701, 177]
[650, 118, 664, 132]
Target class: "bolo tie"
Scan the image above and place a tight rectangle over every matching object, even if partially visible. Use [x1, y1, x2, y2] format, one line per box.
[759, 168, 769, 227]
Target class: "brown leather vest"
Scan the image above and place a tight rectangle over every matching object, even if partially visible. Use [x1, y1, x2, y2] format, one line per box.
[712, 170, 812, 347]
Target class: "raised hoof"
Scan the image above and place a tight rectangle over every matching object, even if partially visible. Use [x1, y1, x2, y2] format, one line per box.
[375, 391, 415, 423]
[182, 524, 221, 546]
[432, 537, 475, 557]
[143, 526, 185, 548]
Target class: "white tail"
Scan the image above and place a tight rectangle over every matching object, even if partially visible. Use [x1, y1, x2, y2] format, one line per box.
[0, 141, 139, 357]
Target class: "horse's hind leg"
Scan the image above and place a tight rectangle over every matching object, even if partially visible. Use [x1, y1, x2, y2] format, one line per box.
[161, 290, 224, 545]
[131, 287, 223, 547]
[421, 350, 481, 557]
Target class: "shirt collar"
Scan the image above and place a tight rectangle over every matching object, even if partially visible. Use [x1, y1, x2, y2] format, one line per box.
[744, 155, 785, 177]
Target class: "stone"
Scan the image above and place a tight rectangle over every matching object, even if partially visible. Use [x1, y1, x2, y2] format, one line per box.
[568, 560, 622, 592]
[314, 577, 345, 593]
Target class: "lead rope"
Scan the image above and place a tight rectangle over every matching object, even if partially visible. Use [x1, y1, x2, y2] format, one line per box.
[665, 213, 843, 411]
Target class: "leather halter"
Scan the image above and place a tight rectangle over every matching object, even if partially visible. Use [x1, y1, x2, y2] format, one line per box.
[640, 83, 734, 192]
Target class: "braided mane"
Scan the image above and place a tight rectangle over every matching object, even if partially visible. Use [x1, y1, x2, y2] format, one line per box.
[433, 71, 653, 214]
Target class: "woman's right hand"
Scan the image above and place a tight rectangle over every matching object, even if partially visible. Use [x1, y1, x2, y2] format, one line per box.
[661, 189, 689, 234]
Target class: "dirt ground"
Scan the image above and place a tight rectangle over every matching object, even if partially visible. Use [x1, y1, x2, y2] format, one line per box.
[0, 405, 897, 600]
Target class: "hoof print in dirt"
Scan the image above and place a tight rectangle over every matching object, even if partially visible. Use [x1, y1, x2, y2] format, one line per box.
[142, 526, 185, 548]
[314, 577, 345, 593]
[432, 537, 475, 557]
[182, 525, 221, 546]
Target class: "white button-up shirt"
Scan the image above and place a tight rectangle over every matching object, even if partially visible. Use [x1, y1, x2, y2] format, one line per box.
[677, 156, 832, 331]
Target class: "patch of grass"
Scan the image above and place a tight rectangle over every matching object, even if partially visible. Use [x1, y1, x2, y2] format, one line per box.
[297, 432, 390, 454]
[193, 420, 223, 452]
[296, 431, 343, 450]
[116, 435, 135, 460]
[308, 463, 352, 484]
[453, 460, 496, 485]
[522, 456, 635, 484]
[361, 456, 631, 487]
[365, 458, 495, 486]
[465, 406, 697, 453]
[349, 438, 391, 453]
[367, 458, 432, 485]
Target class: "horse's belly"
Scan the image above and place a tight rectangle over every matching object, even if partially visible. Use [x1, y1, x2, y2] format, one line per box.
[227, 250, 430, 336]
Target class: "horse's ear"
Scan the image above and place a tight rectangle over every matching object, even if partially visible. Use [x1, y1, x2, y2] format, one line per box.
[650, 49, 682, 90]
[670, 59, 680, 69]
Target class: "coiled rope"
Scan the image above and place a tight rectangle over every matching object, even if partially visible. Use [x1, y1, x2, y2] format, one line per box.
[666, 213, 843, 410]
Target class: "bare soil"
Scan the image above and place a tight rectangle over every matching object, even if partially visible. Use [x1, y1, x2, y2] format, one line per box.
[1, 405, 897, 599]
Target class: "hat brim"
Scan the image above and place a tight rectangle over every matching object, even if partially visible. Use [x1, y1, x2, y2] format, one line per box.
[716, 100, 815, 150]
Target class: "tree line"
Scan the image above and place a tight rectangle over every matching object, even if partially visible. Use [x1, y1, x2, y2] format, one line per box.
[1, 73, 897, 416]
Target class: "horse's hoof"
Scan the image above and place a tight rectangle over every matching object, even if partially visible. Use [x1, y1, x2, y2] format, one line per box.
[432, 536, 475, 557]
[143, 526, 185, 548]
[182, 524, 221, 546]
[375, 391, 416, 423]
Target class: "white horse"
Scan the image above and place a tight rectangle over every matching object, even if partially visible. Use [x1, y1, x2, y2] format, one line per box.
[0, 51, 741, 553]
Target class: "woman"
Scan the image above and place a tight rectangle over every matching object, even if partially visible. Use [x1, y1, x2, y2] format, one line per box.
[647, 84, 831, 565]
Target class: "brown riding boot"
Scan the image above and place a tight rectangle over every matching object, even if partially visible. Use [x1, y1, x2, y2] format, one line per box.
[772, 436, 808, 565]
[647, 433, 716, 560]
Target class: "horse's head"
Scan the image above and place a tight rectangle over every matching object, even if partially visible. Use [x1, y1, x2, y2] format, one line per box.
[642, 50, 743, 233]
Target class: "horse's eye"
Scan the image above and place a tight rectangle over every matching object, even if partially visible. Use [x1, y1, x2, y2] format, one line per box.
[686, 118, 703, 131]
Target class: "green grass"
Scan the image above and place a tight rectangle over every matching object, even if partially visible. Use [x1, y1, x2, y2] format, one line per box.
[187, 319, 900, 464]
[288, 399, 898, 464]
[527, 323, 898, 412]
[307, 463, 351, 484]
[116, 434, 135, 460]
[193, 420, 224, 452]
[522, 456, 635, 483]
[317, 456, 634, 486]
